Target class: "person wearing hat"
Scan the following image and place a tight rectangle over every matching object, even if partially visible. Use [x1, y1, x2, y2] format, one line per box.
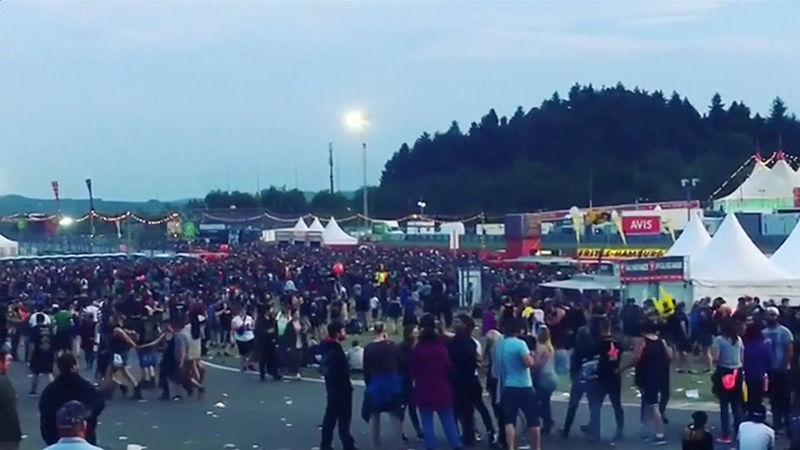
[737, 404, 774, 450]
[0, 346, 22, 450]
[42, 400, 102, 450]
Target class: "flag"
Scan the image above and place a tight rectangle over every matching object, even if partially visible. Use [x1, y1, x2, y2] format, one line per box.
[654, 287, 676, 318]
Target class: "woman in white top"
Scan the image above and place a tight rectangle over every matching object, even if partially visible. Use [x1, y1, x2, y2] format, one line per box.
[232, 306, 256, 372]
[180, 314, 206, 396]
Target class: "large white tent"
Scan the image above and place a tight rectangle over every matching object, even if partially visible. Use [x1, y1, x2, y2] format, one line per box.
[714, 156, 797, 212]
[308, 217, 325, 232]
[292, 218, 309, 231]
[322, 217, 358, 246]
[0, 234, 18, 257]
[690, 214, 800, 300]
[664, 213, 711, 259]
[771, 218, 800, 276]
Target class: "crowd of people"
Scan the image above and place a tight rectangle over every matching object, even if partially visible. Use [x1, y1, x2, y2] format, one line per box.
[0, 243, 794, 450]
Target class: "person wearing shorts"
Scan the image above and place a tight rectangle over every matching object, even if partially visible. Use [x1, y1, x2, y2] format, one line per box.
[491, 317, 541, 450]
[232, 308, 255, 372]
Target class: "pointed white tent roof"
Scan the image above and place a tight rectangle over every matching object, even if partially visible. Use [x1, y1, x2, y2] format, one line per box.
[691, 214, 792, 282]
[770, 158, 800, 188]
[665, 213, 711, 258]
[0, 234, 18, 257]
[291, 217, 308, 231]
[308, 217, 325, 232]
[719, 161, 791, 201]
[771, 218, 800, 276]
[322, 217, 358, 246]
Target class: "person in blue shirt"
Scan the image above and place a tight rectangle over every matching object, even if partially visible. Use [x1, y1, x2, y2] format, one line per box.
[43, 400, 103, 450]
[762, 307, 794, 433]
[492, 317, 540, 450]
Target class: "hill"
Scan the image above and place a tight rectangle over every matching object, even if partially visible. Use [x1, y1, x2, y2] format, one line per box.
[0, 195, 191, 217]
[371, 83, 799, 216]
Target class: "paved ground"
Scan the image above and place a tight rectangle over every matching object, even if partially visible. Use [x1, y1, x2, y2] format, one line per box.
[4, 359, 780, 450]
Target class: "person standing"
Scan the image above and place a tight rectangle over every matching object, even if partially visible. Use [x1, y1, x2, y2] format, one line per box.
[411, 315, 462, 450]
[362, 322, 403, 450]
[231, 306, 255, 372]
[282, 308, 308, 379]
[532, 326, 558, 435]
[627, 320, 671, 446]
[255, 305, 280, 382]
[763, 306, 793, 433]
[492, 317, 541, 450]
[587, 318, 624, 442]
[710, 318, 744, 444]
[397, 324, 423, 441]
[0, 348, 22, 450]
[28, 311, 55, 396]
[743, 324, 771, 408]
[319, 321, 357, 450]
[39, 354, 105, 446]
[42, 401, 103, 450]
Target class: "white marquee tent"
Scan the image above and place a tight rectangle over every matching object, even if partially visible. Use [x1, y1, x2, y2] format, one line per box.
[690, 214, 800, 300]
[664, 213, 711, 259]
[322, 217, 358, 246]
[0, 234, 18, 257]
[771, 218, 800, 276]
[714, 157, 798, 212]
[292, 218, 309, 231]
[308, 217, 325, 232]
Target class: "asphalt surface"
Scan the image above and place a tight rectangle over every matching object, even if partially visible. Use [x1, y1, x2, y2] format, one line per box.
[3, 359, 778, 450]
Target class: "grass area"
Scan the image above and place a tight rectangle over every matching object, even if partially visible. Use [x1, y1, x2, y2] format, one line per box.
[202, 332, 719, 407]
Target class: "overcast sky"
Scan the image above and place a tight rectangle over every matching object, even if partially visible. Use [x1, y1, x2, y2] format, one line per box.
[1, 1, 799, 201]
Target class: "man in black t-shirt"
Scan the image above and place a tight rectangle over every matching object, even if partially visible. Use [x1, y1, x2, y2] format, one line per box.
[585, 318, 624, 442]
[28, 313, 55, 395]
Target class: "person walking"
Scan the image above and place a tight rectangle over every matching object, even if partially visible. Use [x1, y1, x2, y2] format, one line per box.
[362, 322, 403, 450]
[232, 306, 255, 372]
[42, 401, 103, 450]
[562, 326, 596, 438]
[710, 318, 744, 444]
[586, 318, 624, 442]
[255, 305, 281, 382]
[411, 315, 462, 450]
[0, 348, 22, 450]
[28, 311, 55, 396]
[492, 317, 541, 450]
[319, 321, 357, 450]
[397, 324, 423, 441]
[532, 326, 558, 436]
[282, 308, 308, 379]
[39, 354, 105, 447]
[743, 323, 771, 408]
[763, 306, 793, 434]
[627, 320, 671, 446]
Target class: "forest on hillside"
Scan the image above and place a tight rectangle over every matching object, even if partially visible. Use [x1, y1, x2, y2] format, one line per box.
[198, 83, 800, 218]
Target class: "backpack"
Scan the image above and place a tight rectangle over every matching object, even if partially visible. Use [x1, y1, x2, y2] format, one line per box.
[578, 357, 599, 385]
[346, 318, 363, 335]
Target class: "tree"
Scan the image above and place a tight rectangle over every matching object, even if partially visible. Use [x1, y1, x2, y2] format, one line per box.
[770, 97, 788, 124]
[310, 191, 349, 216]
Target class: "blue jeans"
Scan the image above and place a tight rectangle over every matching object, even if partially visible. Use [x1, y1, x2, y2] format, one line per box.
[420, 407, 461, 449]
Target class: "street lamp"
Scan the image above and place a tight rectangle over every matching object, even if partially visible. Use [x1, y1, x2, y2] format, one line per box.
[681, 178, 700, 221]
[344, 110, 370, 222]
[417, 200, 427, 216]
[59, 216, 74, 227]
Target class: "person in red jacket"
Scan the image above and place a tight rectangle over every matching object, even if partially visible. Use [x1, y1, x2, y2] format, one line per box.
[410, 314, 462, 450]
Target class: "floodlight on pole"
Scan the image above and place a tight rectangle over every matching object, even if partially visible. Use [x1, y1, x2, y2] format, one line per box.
[59, 216, 74, 227]
[343, 110, 371, 222]
[417, 201, 427, 216]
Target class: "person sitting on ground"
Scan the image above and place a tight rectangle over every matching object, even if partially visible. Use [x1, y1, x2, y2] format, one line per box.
[42, 400, 103, 450]
[737, 404, 774, 450]
[346, 341, 364, 372]
[681, 411, 713, 450]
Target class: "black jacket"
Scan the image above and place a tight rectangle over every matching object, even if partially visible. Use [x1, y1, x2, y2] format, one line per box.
[320, 337, 352, 394]
[39, 373, 105, 445]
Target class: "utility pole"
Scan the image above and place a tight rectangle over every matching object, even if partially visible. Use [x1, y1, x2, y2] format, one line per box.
[329, 142, 335, 194]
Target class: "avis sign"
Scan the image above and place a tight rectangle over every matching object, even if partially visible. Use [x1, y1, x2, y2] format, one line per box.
[621, 216, 661, 235]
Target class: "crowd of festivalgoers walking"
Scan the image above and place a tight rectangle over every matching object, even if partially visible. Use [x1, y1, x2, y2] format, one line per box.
[0, 244, 795, 449]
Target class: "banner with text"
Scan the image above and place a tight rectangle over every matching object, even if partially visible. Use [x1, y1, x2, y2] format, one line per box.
[576, 248, 667, 261]
[619, 256, 686, 283]
[621, 216, 661, 235]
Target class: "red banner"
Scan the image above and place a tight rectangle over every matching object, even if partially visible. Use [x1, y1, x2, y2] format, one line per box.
[621, 216, 661, 235]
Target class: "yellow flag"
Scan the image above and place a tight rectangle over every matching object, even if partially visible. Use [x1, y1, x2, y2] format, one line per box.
[655, 287, 676, 318]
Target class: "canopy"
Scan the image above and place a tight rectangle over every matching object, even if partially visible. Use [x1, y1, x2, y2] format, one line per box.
[322, 217, 358, 246]
[0, 234, 18, 257]
[714, 159, 796, 212]
[664, 213, 711, 259]
[291, 218, 308, 231]
[770, 158, 800, 188]
[308, 217, 325, 232]
[539, 274, 620, 292]
[771, 217, 800, 276]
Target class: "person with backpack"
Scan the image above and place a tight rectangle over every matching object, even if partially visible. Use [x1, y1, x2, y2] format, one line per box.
[710, 318, 744, 444]
[319, 321, 356, 450]
[586, 318, 624, 442]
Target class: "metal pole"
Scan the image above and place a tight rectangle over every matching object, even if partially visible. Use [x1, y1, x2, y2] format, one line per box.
[362, 142, 368, 220]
